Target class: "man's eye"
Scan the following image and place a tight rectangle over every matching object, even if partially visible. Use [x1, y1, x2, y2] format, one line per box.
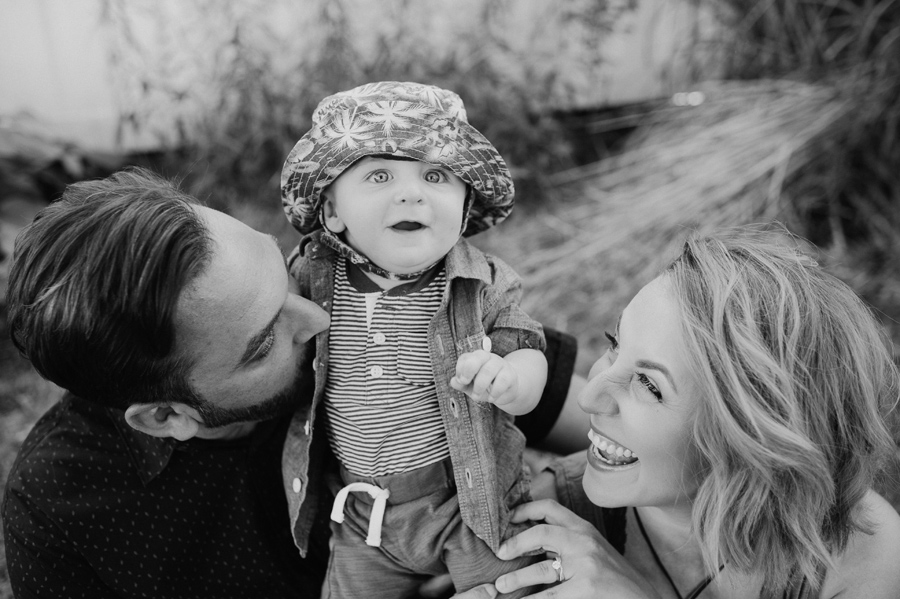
[369, 170, 391, 183]
[254, 329, 276, 361]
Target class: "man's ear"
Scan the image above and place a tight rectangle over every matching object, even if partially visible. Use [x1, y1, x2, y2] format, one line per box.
[321, 195, 346, 233]
[124, 403, 202, 441]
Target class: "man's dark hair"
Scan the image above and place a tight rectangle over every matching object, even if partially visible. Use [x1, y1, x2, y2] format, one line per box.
[7, 167, 213, 410]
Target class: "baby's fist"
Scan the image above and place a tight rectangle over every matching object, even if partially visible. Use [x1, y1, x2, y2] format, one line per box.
[450, 350, 519, 408]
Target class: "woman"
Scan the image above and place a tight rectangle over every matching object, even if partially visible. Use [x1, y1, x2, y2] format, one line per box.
[458, 226, 900, 598]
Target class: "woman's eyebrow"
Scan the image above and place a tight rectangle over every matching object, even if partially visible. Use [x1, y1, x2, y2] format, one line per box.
[636, 359, 678, 393]
[618, 312, 678, 392]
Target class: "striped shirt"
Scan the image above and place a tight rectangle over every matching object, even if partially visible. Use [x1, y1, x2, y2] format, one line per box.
[324, 259, 450, 476]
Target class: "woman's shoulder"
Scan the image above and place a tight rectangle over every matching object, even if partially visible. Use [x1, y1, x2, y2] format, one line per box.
[820, 490, 900, 598]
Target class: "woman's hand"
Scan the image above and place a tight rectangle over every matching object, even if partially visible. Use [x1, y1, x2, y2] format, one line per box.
[461, 499, 660, 599]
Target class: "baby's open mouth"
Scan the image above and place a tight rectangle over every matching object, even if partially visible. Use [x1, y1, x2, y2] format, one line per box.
[588, 430, 639, 466]
[391, 221, 424, 231]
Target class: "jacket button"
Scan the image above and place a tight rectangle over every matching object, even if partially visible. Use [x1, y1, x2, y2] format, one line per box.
[482, 337, 492, 352]
[292, 478, 303, 493]
[304, 420, 311, 436]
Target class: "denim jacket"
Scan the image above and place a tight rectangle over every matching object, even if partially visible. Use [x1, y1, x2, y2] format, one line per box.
[282, 230, 546, 554]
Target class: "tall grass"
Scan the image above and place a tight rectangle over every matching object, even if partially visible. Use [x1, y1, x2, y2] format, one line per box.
[717, 0, 900, 345]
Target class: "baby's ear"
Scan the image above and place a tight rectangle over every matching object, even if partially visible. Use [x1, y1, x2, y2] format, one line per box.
[321, 194, 346, 233]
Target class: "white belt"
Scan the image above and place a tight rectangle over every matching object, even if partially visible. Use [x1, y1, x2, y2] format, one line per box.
[330, 482, 391, 547]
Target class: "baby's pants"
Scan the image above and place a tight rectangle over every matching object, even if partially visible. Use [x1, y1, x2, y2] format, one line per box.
[322, 457, 538, 599]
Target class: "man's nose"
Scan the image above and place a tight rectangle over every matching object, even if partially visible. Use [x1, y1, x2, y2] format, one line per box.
[292, 297, 330, 343]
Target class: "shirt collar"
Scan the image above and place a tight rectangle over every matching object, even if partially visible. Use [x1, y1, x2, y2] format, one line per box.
[304, 231, 492, 285]
[108, 407, 177, 485]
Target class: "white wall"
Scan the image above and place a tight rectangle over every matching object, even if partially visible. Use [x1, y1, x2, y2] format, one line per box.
[0, 0, 723, 153]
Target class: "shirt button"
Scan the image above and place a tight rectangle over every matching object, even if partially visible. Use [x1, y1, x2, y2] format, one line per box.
[482, 337, 492, 352]
[292, 478, 302, 493]
[304, 420, 311, 436]
[312, 360, 318, 372]
[370, 365, 384, 378]
[373, 332, 386, 345]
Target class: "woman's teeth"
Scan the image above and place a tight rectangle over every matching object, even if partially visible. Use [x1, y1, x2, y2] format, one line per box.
[588, 430, 639, 466]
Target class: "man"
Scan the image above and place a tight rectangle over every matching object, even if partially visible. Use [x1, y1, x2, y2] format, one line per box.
[2, 168, 582, 598]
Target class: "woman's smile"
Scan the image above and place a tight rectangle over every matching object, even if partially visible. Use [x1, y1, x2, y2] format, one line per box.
[587, 429, 639, 469]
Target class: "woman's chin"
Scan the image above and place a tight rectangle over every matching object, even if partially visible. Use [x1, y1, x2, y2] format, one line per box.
[582, 447, 639, 506]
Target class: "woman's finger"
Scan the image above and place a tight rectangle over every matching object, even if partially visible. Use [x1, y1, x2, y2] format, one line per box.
[494, 558, 562, 595]
[498, 523, 570, 560]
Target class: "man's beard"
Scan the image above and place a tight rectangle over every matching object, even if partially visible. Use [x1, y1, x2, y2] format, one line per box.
[191, 361, 314, 429]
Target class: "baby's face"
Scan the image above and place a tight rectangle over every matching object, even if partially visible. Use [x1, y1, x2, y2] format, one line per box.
[322, 157, 467, 274]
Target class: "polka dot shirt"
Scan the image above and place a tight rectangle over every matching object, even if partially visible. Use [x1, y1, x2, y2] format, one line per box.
[2, 330, 575, 598]
[2, 394, 330, 598]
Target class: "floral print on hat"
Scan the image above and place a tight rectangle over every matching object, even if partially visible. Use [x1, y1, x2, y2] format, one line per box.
[281, 81, 515, 237]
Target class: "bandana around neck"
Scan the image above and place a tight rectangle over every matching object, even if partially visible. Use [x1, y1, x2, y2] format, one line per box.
[317, 188, 474, 282]
[319, 228, 445, 282]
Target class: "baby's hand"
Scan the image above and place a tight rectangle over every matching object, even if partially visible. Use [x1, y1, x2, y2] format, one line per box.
[450, 349, 519, 409]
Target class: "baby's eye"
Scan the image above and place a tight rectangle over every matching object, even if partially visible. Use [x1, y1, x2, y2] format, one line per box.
[369, 170, 391, 183]
[424, 170, 447, 183]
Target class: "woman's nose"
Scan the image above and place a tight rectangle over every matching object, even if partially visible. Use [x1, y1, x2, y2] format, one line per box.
[577, 356, 620, 416]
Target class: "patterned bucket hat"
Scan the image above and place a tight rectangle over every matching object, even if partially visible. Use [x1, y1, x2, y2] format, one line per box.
[281, 81, 515, 237]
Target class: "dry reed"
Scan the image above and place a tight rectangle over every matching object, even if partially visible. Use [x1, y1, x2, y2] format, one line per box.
[476, 79, 852, 369]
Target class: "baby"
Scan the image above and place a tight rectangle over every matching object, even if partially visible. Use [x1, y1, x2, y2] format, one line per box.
[281, 81, 547, 598]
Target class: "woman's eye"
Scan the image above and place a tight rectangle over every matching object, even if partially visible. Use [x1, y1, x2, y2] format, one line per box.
[369, 170, 391, 183]
[637, 373, 662, 401]
[424, 170, 446, 183]
[604, 331, 619, 353]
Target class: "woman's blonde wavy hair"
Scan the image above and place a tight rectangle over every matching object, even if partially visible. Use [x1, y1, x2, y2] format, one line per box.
[665, 225, 899, 595]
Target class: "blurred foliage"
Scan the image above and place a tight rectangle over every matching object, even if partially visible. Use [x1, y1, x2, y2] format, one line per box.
[103, 0, 635, 213]
[717, 0, 900, 290]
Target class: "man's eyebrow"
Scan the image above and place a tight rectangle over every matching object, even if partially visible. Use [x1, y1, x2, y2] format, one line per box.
[636, 359, 678, 393]
[237, 307, 283, 368]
